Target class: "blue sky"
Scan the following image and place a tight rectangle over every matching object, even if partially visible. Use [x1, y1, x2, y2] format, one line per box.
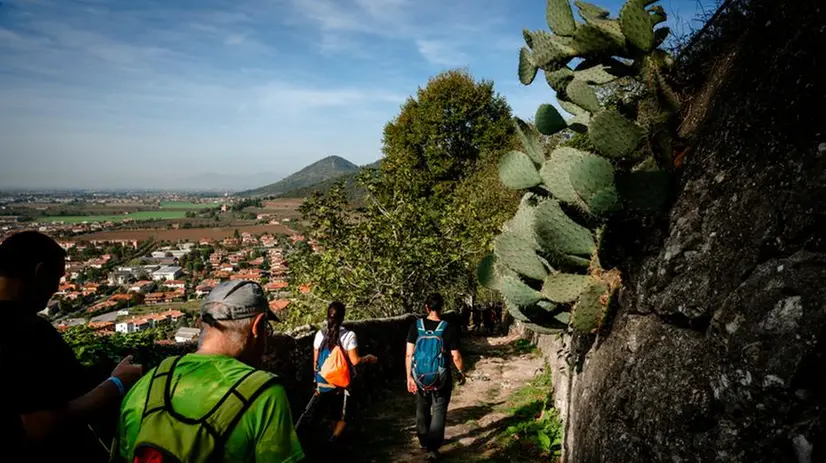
[0, 0, 712, 190]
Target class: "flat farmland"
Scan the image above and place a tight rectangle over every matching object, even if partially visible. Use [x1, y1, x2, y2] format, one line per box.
[42, 210, 188, 223]
[159, 201, 219, 209]
[73, 224, 295, 242]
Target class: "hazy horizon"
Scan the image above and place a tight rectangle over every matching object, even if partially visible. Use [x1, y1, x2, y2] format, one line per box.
[0, 0, 710, 189]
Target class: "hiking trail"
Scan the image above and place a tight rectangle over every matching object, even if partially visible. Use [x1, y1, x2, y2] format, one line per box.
[337, 333, 548, 462]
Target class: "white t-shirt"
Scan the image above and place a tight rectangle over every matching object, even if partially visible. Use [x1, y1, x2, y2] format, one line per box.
[313, 327, 357, 351]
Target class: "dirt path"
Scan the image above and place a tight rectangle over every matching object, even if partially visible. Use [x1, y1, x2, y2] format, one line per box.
[336, 333, 547, 462]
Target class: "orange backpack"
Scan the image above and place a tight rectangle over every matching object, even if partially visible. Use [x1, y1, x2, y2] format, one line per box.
[316, 338, 351, 391]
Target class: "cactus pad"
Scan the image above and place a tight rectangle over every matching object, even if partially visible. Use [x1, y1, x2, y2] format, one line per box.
[588, 110, 644, 159]
[524, 30, 577, 69]
[565, 79, 600, 113]
[575, 0, 610, 20]
[533, 199, 596, 256]
[588, 187, 621, 215]
[620, 0, 654, 52]
[573, 59, 631, 84]
[494, 230, 548, 281]
[569, 154, 615, 202]
[514, 118, 546, 165]
[571, 279, 610, 333]
[648, 5, 667, 25]
[542, 272, 589, 303]
[499, 150, 542, 190]
[558, 97, 587, 117]
[499, 271, 543, 306]
[544, 67, 574, 91]
[546, 0, 577, 36]
[539, 147, 587, 206]
[535, 104, 567, 136]
[477, 254, 499, 290]
[568, 112, 591, 133]
[518, 47, 538, 85]
[584, 17, 627, 48]
[572, 23, 618, 54]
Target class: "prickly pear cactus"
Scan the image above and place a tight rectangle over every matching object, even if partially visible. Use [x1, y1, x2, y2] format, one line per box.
[480, 0, 679, 334]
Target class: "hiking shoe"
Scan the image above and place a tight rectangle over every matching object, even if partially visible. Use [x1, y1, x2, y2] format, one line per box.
[425, 450, 441, 461]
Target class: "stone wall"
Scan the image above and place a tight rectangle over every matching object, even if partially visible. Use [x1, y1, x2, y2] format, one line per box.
[520, 1, 826, 461]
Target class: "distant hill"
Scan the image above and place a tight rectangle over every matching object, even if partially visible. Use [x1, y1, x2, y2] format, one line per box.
[278, 160, 382, 202]
[238, 156, 360, 197]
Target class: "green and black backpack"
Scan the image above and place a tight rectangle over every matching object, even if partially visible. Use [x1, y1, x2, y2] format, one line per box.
[130, 355, 278, 463]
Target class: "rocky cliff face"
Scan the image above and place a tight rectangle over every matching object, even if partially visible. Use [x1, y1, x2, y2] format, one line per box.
[563, 0, 826, 461]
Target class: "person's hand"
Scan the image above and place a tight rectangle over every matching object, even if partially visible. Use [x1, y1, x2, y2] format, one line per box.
[457, 371, 467, 386]
[364, 354, 378, 364]
[406, 376, 418, 394]
[111, 355, 143, 391]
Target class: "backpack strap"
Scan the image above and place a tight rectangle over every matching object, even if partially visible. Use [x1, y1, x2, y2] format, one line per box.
[142, 355, 183, 418]
[417, 318, 426, 335]
[205, 370, 279, 441]
[434, 320, 447, 337]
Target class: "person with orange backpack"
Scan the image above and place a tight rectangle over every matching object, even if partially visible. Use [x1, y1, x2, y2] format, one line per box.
[310, 301, 377, 444]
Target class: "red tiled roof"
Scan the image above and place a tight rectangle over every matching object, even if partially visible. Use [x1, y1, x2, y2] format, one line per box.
[269, 299, 291, 311]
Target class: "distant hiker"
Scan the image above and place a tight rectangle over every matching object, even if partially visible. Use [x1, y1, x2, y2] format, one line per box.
[113, 280, 304, 463]
[311, 301, 378, 443]
[0, 231, 144, 462]
[406, 293, 464, 461]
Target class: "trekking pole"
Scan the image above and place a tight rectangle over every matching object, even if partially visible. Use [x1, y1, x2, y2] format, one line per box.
[294, 393, 320, 431]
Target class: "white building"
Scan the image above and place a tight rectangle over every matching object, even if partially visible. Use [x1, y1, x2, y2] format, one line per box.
[152, 266, 182, 281]
[115, 321, 134, 333]
[175, 327, 200, 343]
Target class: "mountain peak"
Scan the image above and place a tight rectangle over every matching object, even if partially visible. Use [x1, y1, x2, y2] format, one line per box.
[238, 155, 360, 197]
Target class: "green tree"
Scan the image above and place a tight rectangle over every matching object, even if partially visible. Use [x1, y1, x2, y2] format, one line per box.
[378, 69, 514, 206]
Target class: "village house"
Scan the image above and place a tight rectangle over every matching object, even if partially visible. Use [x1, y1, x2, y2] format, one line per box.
[110, 292, 144, 305]
[269, 299, 290, 312]
[88, 321, 115, 332]
[164, 280, 186, 290]
[88, 300, 118, 313]
[249, 257, 265, 267]
[199, 238, 214, 246]
[212, 271, 232, 280]
[82, 283, 100, 296]
[264, 281, 289, 293]
[209, 252, 226, 265]
[108, 271, 135, 286]
[222, 237, 239, 247]
[152, 265, 183, 281]
[195, 279, 219, 297]
[129, 280, 155, 293]
[218, 263, 235, 273]
[175, 327, 200, 343]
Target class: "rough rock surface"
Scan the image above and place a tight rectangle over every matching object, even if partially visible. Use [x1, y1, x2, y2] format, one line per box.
[566, 0, 826, 461]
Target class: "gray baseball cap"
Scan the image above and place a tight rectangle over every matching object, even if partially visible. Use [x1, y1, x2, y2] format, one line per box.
[201, 280, 279, 323]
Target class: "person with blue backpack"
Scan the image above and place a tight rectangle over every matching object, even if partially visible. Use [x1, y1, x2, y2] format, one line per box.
[311, 301, 377, 444]
[405, 293, 465, 461]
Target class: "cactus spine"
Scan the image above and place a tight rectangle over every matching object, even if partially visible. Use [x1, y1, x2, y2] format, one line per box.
[483, 0, 678, 334]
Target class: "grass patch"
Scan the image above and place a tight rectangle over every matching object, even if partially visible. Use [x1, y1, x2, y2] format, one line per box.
[159, 201, 218, 210]
[487, 366, 562, 462]
[511, 338, 538, 356]
[43, 210, 189, 223]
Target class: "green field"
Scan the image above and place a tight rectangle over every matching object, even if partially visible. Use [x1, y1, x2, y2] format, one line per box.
[43, 210, 188, 223]
[159, 201, 219, 210]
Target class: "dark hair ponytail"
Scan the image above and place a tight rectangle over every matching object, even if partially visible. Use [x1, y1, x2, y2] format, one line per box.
[323, 301, 346, 350]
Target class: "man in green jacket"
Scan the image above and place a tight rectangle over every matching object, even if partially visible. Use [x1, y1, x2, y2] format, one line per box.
[113, 280, 304, 463]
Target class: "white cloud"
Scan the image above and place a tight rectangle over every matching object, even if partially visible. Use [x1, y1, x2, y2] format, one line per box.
[416, 39, 468, 66]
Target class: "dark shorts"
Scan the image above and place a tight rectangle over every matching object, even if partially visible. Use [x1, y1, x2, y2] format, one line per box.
[317, 388, 354, 422]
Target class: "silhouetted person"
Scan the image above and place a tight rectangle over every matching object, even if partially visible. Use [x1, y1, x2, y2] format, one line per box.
[0, 231, 143, 461]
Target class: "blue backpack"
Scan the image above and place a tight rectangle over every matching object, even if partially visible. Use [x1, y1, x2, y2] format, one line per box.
[412, 319, 449, 391]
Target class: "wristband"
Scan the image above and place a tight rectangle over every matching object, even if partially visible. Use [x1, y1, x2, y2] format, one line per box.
[108, 376, 126, 396]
